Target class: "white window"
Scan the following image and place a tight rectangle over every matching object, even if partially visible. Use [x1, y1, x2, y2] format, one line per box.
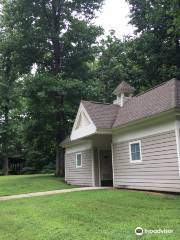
[129, 141, 142, 163]
[76, 153, 82, 168]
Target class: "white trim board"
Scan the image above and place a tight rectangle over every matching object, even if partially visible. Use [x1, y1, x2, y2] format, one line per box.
[76, 153, 82, 168]
[92, 150, 95, 187]
[71, 103, 96, 141]
[111, 143, 115, 187]
[129, 140, 142, 163]
[65, 141, 92, 154]
[112, 120, 175, 143]
[175, 120, 180, 176]
[98, 149, 101, 187]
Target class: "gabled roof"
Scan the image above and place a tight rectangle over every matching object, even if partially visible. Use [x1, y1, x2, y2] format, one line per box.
[62, 78, 180, 146]
[113, 81, 135, 95]
[82, 79, 180, 129]
[113, 78, 180, 128]
[81, 101, 119, 129]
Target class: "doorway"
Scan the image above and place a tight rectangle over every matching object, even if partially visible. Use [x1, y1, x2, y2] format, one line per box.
[99, 150, 113, 186]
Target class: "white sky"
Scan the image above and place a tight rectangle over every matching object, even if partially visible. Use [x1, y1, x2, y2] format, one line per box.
[94, 0, 135, 39]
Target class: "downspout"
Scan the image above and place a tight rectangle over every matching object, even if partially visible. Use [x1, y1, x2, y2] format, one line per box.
[111, 143, 115, 187]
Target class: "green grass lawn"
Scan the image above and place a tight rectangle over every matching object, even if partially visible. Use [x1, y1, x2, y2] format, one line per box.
[0, 174, 75, 196]
[0, 189, 180, 240]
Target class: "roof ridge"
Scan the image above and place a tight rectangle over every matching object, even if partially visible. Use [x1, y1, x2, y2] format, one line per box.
[81, 100, 115, 106]
[135, 79, 177, 98]
[113, 78, 180, 128]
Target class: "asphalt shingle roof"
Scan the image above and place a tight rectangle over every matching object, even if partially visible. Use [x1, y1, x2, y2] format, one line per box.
[113, 78, 180, 127]
[81, 101, 119, 129]
[82, 78, 180, 129]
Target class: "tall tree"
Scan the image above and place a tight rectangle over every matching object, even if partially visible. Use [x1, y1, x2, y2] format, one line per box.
[127, 0, 180, 87]
[0, 36, 24, 175]
[2, 0, 104, 176]
[96, 0, 180, 102]
[96, 32, 143, 102]
[23, 73, 101, 173]
[0, 2, 35, 175]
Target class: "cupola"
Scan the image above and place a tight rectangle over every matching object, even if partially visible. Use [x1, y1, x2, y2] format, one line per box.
[113, 81, 135, 107]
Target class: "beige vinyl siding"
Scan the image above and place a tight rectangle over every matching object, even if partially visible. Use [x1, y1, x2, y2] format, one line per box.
[65, 149, 93, 186]
[113, 130, 180, 192]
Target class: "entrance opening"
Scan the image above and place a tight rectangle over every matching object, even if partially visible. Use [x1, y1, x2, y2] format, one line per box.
[99, 150, 113, 186]
[92, 135, 113, 187]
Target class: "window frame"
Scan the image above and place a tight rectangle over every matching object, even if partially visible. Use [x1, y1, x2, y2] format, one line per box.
[129, 140, 142, 163]
[76, 153, 82, 168]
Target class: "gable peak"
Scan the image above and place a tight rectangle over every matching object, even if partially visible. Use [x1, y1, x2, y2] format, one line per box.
[113, 81, 135, 96]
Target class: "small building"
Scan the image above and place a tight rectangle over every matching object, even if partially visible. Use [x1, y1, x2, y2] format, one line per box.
[61, 78, 180, 192]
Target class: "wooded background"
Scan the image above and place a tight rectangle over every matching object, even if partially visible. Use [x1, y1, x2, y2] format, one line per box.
[0, 0, 179, 176]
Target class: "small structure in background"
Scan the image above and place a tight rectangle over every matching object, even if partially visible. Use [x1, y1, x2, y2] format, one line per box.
[9, 156, 25, 175]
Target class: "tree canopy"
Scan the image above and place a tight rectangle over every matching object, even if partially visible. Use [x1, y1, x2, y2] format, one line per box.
[0, 0, 179, 175]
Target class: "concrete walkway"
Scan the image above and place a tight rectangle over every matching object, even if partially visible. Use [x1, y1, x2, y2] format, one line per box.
[0, 187, 109, 202]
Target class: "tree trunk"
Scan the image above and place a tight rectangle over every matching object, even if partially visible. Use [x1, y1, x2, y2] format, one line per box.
[2, 155, 8, 176]
[50, 1, 65, 177]
[53, 40, 61, 74]
[55, 99, 65, 177]
[55, 145, 65, 177]
[2, 104, 9, 176]
[55, 127, 65, 177]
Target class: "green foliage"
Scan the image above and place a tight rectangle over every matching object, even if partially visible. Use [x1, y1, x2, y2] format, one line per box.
[0, 0, 179, 173]
[0, 23, 26, 172]
[96, 33, 143, 102]
[23, 73, 101, 170]
[0, 0, 104, 173]
[96, 0, 180, 103]
[127, 0, 180, 87]
[2, 0, 104, 75]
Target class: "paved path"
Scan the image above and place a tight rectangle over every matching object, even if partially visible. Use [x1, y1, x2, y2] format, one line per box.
[0, 187, 109, 202]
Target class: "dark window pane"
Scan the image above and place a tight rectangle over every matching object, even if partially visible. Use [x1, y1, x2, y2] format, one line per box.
[132, 152, 140, 161]
[135, 143, 140, 152]
[131, 143, 141, 161]
[131, 144, 136, 152]
[76, 154, 82, 166]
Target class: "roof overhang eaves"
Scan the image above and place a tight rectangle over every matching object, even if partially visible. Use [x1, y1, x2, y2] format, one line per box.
[60, 138, 91, 148]
[61, 128, 113, 148]
[96, 128, 112, 134]
[112, 108, 178, 133]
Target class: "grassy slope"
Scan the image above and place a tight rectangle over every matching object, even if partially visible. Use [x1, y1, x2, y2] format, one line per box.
[0, 174, 75, 196]
[0, 189, 180, 240]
